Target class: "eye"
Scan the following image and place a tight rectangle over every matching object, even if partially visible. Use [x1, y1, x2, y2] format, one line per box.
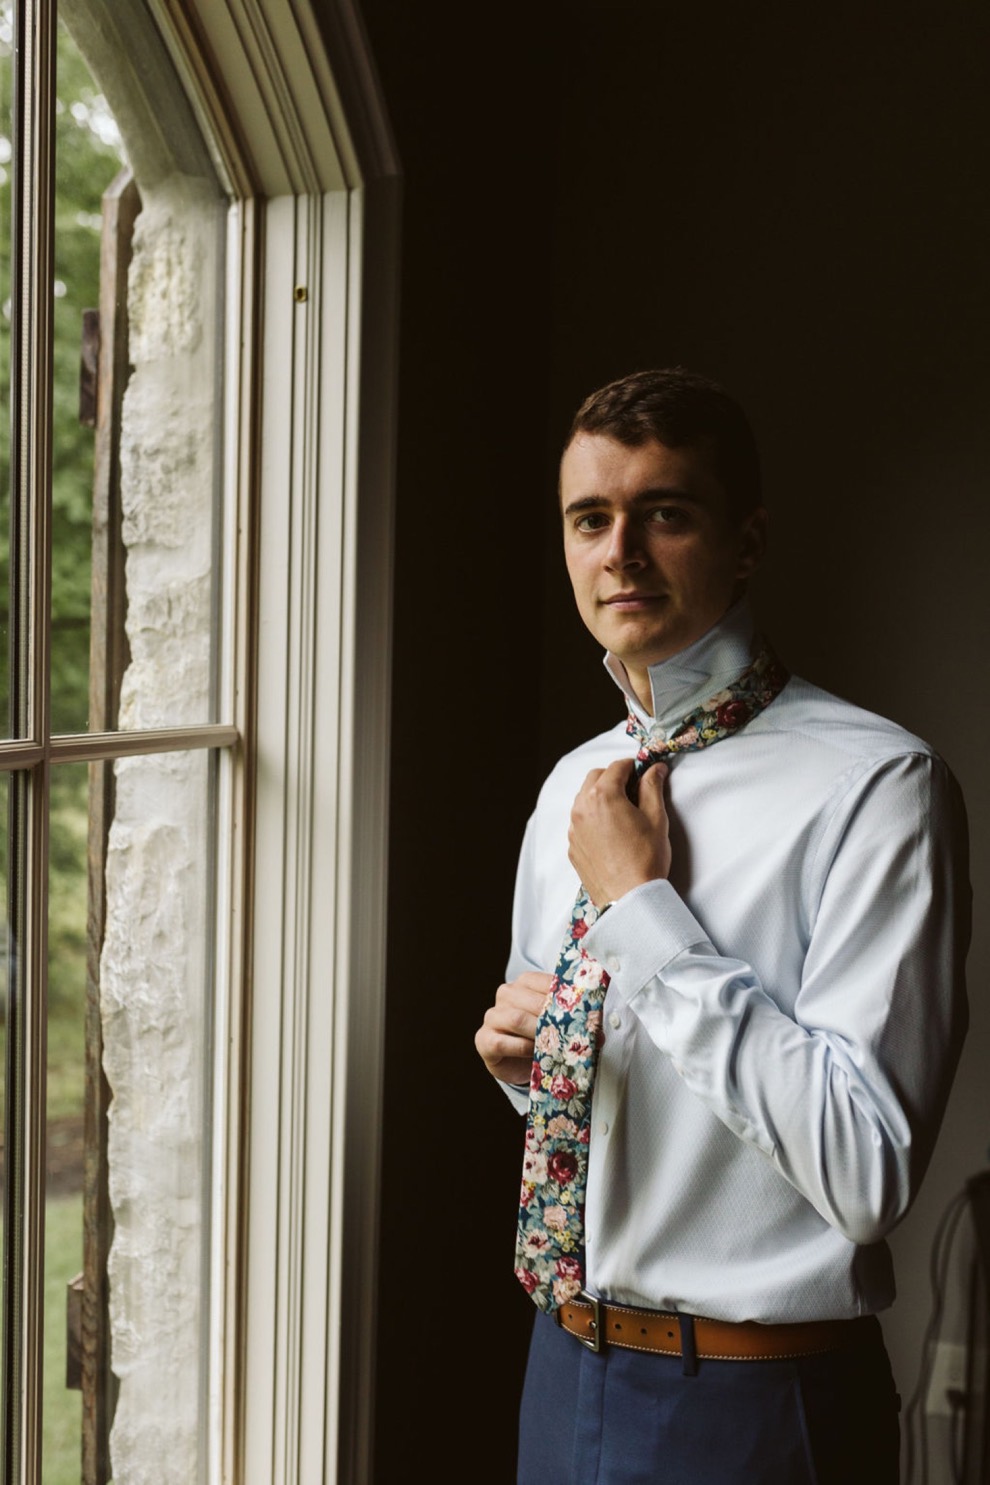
[574, 511, 610, 533]
[647, 505, 688, 527]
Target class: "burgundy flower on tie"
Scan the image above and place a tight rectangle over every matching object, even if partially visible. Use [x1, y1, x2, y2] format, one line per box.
[546, 1150, 579, 1184]
[716, 698, 751, 729]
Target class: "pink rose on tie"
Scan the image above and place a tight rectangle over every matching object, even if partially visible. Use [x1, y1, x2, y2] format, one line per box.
[523, 1228, 552, 1257]
[554, 983, 582, 1011]
[573, 960, 605, 992]
[572, 917, 588, 938]
[523, 1151, 548, 1184]
[515, 1266, 539, 1294]
[577, 1125, 591, 1144]
[553, 1276, 583, 1305]
[535, 1025, 561, 1054]
[547, 1150, 579, 1184]
[543, 1204, 568, 1232]
[550, 1073, 578, 1103]
[716, 699, 750, 729]
[566, 1034, 591, 1059]
[547, 1114, 578, 1138]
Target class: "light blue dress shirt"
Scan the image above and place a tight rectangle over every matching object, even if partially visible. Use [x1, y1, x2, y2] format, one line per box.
[503, 603, 969, 1322]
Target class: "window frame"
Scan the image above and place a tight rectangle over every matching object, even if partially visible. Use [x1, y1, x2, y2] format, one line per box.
[0, 0, 399, 1478]
[132, 3, 401, 1477]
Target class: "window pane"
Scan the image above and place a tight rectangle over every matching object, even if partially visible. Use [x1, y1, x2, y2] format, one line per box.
[0, 7, 11, 733]
[52, 13, 226, 736]
[43, 759, 85, 1482]
[0, 771, 8, 1424]
[50, 21, 126, 737]
[44, 749, 216, 1483]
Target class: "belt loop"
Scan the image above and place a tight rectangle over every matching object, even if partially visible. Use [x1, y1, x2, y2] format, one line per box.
[678, 1315, 698, 1377]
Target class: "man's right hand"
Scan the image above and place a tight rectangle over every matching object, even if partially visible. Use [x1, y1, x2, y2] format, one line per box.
[475, 971, 554, 1086]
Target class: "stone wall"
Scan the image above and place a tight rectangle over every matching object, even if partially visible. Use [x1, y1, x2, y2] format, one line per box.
[99, 171, 221, 1485]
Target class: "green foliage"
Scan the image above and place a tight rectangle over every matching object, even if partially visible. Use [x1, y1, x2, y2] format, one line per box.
[0, 14, 127, 733]
[47, 36, 127, 1101]
[43, 1193, 84, 1484]
[0, 33, 127, 1464]
[51, 24, 128, 735]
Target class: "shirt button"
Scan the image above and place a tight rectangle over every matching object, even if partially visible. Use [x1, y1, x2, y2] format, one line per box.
[607, 957, 621, 974]
[599, 1121, 609, 1136]
[609, 1011, 621, 1030]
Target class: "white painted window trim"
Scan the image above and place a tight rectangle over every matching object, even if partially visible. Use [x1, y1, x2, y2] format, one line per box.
[148, 4, 399, 1480]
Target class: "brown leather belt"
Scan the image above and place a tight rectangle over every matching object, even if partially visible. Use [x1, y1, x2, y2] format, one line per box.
[556, 1294, 879, 1360]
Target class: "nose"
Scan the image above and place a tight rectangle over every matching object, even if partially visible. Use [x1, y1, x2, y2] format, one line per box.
[603, 515, 646, 572]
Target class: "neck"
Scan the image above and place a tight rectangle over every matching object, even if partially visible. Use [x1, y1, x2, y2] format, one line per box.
[625, 665, 654, 714]
[605, 600, 757, 724]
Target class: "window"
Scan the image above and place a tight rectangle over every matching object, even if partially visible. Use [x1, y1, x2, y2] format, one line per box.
[0, 2, 398, 1480]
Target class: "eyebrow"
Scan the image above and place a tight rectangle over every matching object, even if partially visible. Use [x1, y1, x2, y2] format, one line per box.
[561, 486, 703, 518]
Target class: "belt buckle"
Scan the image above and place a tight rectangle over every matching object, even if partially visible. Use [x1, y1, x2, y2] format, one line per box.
[575, 1290, 602, 1353]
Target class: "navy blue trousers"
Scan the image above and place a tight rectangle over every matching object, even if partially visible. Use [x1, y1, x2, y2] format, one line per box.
[518, 1310, 900, 1484]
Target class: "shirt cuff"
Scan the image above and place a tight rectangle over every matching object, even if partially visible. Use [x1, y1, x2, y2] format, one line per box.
[498, 1079, 531, 1114]
[581, 878, 711, 1001]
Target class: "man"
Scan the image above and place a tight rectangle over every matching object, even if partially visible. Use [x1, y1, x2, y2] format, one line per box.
[475, 369, 969, 1484]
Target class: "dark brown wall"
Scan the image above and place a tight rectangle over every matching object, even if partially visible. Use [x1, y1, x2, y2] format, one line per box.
[353, 6, 557, 1478]
[353, 2, 989, 1477]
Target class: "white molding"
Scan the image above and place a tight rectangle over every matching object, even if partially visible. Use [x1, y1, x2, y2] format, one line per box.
[124, 4, 400, 1479]
[154, 0, 385, 197]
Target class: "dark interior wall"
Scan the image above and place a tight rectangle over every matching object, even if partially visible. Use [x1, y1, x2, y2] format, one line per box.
[352, 2, 989, 1477]
[352, 7, 557, 1479]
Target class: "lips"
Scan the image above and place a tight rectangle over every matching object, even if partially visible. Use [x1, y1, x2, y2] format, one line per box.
[604, 592, 665, 607]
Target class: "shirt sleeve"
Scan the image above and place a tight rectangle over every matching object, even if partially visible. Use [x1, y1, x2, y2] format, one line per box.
[497, 810, 551, 1114]
[581, 751, 970, 1245]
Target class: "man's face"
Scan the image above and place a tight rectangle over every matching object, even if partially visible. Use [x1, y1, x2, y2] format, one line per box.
[561, 433, 767, 695]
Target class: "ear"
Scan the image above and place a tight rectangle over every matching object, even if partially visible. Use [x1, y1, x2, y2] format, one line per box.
[735, 506, 768, 581]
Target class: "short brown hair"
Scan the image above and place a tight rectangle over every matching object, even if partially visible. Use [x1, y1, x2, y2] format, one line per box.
[566, 368, 762, 518]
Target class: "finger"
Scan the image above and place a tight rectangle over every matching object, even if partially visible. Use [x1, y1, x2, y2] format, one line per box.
[513, 970, 554, 998]
[638, 763, 669, 827]
[475, 1024, 534, 1063]
[498, 978, 552, 1015]
[486, 998, 540, 1038]
[599, 756, 636, 793]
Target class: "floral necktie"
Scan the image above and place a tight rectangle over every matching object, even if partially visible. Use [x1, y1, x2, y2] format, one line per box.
[514, 643, 789, 1313]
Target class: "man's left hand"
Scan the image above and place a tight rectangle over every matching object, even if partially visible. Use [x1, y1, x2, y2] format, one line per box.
[568, 758, 670, 908]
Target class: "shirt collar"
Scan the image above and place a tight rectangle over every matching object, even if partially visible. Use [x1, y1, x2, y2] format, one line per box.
[604, 599, 757, 728]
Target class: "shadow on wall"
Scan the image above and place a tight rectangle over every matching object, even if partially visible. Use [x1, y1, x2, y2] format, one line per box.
[362, 2, 990, 1480]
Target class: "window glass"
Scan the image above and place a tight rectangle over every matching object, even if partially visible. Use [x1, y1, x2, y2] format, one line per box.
[43, 762, 85, 1482]
[50, 22, 127, 736]
[0, 7, 11, 733]
[52, 10, 226, 736]
[0, 770, 7, 1393]
[43, 749, 215, 1483]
